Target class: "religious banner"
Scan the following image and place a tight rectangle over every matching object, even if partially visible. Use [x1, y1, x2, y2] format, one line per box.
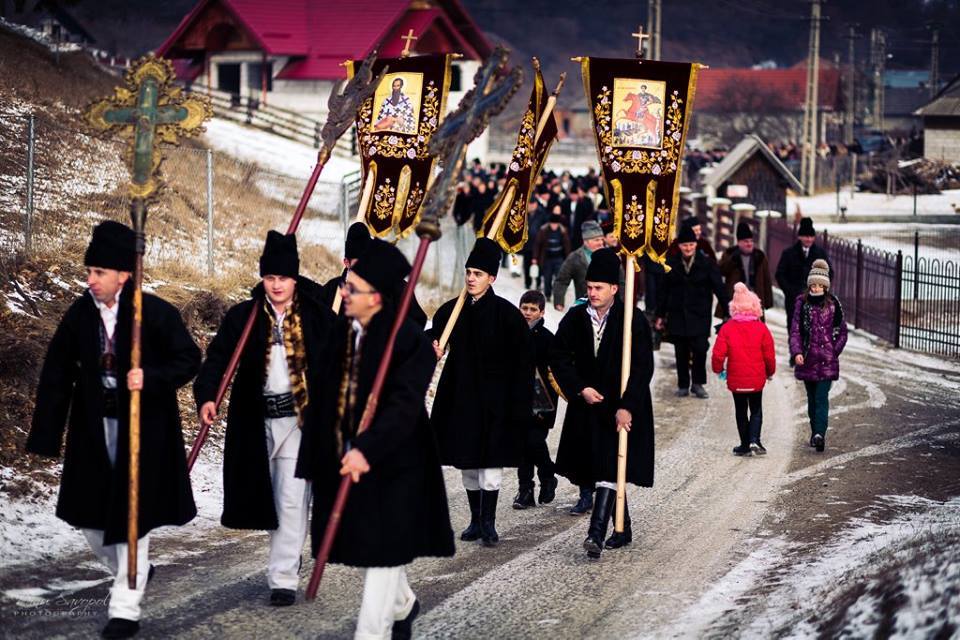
[580, 57, 701, 263]
[348, 54, 453, 238]
[479, 60, 559, 253]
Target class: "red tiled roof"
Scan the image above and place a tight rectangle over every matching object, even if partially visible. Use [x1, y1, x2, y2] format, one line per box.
[695, 67, 842, 112]
[156, 0, 492, 80]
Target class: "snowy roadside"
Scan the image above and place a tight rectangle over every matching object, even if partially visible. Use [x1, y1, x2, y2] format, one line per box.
[788, 189, 960, 218]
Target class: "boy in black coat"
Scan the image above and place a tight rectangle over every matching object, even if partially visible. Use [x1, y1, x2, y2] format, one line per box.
[193, 231, 336, 606]
[512, 290, 559, 509]
[27, 221, 201, 639]
[296, 239, 454, 639]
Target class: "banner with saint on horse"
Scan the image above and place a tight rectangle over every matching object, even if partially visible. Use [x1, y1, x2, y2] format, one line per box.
[348, 54, 453, 238]
[479, 60, 559, 253]
[580, 57, 701, 263]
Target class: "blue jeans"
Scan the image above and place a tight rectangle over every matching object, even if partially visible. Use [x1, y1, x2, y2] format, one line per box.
[804, 380, 832, 436]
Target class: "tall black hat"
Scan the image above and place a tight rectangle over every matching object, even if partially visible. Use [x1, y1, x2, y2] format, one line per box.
[84, 220, 136, 272]
[344, 222, 372, 261]
[585, 247, 620, 284]
[465, 237, 502, 276]
[259, 230, 299, 277]
[351, 238, 411, 296]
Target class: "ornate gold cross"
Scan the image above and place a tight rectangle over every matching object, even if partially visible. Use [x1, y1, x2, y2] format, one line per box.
[400, 29, 418, 58]
[86, 54, 212, 199]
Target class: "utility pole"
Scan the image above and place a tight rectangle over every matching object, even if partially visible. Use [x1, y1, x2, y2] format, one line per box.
[647, 0, 662, 60]
[801, 0, 823, 195]
[845, 25, 859, 145]
[929, 30, 939, 96]
[870, 28, 886, 131]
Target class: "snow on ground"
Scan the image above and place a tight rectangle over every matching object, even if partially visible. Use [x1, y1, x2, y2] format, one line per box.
[658, 494, 960, 639]
[201, 118, 360, 183]
[789, 189, 960, 217]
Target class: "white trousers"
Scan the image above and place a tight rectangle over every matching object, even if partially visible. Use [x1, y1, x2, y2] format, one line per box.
[461, 468, 503, 491]
[82, 529, 150, 621]
[267, 455, 311, 590]
[596, 481, 618, 490]
[355, 566, 416, 640]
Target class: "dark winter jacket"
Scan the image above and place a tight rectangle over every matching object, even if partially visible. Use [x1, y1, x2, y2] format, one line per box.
[656, 251, 730, 337]
[529, 318, 558, 429]
[789, 293, 848, 382]
[775, 241, 831, 303]
[549, 300, 655, 488]
[192, 277, 335, 530]
[717, 247, 774, 317]
[27, 283, 201, 544]
[553, 246, 591, 307]
[531, 223, 572, 266]
[428, 289, 533, 469]
[711, 316, 776, 393]
[296, 309, 455, 567]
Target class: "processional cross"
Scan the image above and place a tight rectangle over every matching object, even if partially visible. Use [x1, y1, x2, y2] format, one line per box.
[632, 25, 650, 59]
[86, 55, 212, 589]
[400, 29, 418, 57]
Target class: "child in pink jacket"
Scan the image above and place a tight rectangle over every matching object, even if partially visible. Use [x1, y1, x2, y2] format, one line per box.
[712, 283, 777, 456]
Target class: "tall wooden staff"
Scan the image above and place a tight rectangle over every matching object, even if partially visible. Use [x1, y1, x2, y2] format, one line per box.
[436, 61, 565, 351]
[305, 46, 523, 600]
[86, 55, 212, 587]
[184, 51, 384, 473]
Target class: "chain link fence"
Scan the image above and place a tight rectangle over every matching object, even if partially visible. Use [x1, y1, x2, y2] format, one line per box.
[0, 111, 463, 305]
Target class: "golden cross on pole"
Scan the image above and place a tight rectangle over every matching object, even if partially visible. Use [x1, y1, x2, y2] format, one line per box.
[400, 29, 418, 57]
[631, 25, 650, 59]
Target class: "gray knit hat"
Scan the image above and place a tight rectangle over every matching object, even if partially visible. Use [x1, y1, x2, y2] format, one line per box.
[581, 220, 603, 240]
[807, 258, 830, 289]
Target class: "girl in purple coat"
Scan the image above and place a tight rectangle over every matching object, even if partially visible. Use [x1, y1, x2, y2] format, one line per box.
[789, 259, 847, 452]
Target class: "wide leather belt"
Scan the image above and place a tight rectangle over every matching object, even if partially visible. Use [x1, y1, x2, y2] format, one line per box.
[264, 392, 296, 419]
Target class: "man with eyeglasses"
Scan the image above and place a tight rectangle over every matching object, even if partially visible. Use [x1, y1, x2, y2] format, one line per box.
[27, 220, 201, 639]
[194, 230, 336, 607]
[296, 238, 454, 640]
[427, 238, 533, 548]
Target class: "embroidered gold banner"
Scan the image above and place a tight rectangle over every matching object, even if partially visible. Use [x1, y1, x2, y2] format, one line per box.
[479, 61, 559, 254]
[580, 57, 701, 262]
[348, 54, 453, 238]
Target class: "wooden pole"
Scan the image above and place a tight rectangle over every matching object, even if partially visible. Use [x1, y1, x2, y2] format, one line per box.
[331, 171, 376, 315]
[614, 254, 636, 533]
[126, 199, 147, 589]
[437, 182, 514, 350]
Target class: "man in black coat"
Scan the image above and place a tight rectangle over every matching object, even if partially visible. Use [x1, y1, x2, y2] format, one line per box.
[194, 231, 336, 607]
[512, 290, 559, 510]
[550, 248, 655, 559]
[428, 238, 533, 547]
[716, 221, 774, 318]
[775, 216, 830, 336]
[27, 221, 201, 639]
[563, 186, 596, 249]
[656, 224, 730, 399]
[296, 239, 454, 640]
[320, 222, 427, 328]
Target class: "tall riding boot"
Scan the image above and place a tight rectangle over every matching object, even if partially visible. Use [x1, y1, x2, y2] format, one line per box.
[583, 487, 615, 559]
[480, 489, 500, 547]
[460, 489, 482, 541]
[604, 497, 632, 549]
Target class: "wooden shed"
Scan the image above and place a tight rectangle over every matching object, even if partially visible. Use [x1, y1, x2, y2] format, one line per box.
[702, 134, 803, 214]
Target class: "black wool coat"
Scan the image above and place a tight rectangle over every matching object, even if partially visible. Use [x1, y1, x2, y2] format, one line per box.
[530, 318, 558, 429]
[27, 283, 201, 545]
[427, 289, 533, 469]
[717, 247, 775, 317]
[549, 300, 655, 488]
[657, 251, 730, 337]
[775, 241, 831, 301]
[319, 270, 427, 328]
[193, 277, 335, 530]
[295, 309, 455, 567]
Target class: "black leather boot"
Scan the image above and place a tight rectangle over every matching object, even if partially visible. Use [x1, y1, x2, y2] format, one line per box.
[460, 489, 482, 541]
[480, 489, 500, 547]
[583, 487, 615, 559]
[604, 497, 632, 549]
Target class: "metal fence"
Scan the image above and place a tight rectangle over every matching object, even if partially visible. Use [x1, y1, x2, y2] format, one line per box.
[765, 216, 960, 357]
